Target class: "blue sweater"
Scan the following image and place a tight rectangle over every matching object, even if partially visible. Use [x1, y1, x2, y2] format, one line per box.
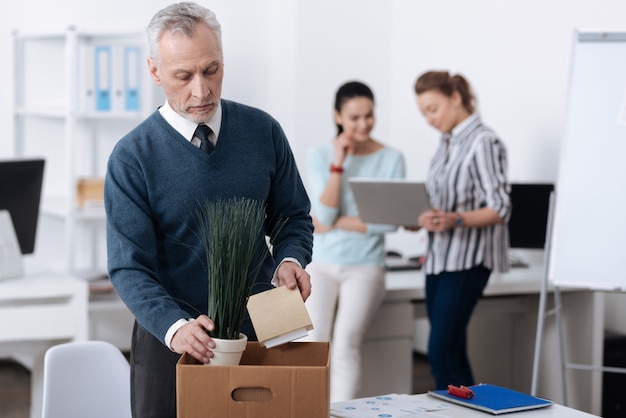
[105, 99, 314, 343]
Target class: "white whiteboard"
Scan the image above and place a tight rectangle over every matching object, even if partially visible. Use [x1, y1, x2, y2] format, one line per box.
[549, 30, 626, 290]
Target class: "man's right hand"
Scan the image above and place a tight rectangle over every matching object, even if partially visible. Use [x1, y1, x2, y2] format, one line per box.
[170, 315, 216, 363]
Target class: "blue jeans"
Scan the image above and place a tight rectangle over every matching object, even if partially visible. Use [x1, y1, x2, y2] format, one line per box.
[425, 265, 490, 390]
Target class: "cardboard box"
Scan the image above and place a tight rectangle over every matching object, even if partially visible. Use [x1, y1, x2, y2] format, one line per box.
[177, 341, 330, 418]
[76, 177, 104, 208]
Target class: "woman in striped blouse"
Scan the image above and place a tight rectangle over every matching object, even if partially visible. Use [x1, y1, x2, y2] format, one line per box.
[413, 71, 511, 390]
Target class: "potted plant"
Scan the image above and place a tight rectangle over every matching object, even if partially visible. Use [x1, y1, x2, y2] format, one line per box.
[191, 197, 277, 365]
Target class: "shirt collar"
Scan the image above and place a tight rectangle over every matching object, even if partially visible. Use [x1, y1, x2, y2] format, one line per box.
[159, 100, 222, 142]
[451, 113, 479, 138]
[441, 113, 479, 146]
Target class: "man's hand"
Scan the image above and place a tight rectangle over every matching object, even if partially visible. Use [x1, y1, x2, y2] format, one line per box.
[170, 315, 216, 363]
[276, 261, 312, 301]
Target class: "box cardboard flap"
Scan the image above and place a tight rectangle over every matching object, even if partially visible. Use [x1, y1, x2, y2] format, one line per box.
[240, 341, 329, 366]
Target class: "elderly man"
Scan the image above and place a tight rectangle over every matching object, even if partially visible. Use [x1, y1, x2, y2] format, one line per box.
[104, 3, 314, 417]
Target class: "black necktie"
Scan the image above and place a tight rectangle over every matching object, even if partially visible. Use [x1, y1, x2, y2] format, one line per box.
[194, 124, 214, 154]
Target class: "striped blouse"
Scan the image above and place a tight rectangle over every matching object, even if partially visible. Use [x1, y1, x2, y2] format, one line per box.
[424, 113, 511, 274]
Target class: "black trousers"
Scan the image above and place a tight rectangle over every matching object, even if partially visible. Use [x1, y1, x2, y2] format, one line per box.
[129, 318, 258, 418]
[130, 322, 181, 418]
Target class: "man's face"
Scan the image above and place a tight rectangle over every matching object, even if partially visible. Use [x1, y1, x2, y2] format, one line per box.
[148, 23, 224, 124]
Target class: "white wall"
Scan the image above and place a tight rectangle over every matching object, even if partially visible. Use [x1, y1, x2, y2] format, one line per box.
[4, 1, 626, 177]
[287, 0, 626, 184]
[3, 0, 626, 266]
[0, 0, 291, 155]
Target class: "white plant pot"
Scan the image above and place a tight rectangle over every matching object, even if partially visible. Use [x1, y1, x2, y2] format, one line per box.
[206, 333, 248, 366]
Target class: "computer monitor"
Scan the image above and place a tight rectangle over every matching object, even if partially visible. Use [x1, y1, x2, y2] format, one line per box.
[0, 158, 45, 254]
[508, 183, 554, 249]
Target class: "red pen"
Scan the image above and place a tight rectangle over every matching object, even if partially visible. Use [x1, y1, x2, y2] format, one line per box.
[447, 384, 474, 399]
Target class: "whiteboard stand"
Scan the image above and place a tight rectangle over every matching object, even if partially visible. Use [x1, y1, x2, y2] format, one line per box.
[531, 194, 626, 408]
[553, 286, 567, 404]
[530, 191, 557, 397]
[533, 29, 626, 414]
[556, 287, 626, 407]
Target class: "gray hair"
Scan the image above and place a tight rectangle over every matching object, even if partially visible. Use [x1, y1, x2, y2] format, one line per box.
[147, 2, 222, 65]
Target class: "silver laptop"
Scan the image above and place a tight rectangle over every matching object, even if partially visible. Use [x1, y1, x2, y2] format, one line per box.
[349, 179, 431, 227]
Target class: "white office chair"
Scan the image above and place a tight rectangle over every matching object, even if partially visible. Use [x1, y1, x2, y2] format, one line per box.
[42, 340, 132, 418]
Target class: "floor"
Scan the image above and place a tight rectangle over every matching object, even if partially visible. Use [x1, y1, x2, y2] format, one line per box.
[0, 352, 435, 418]
[0, 360, 30, 418]
[412, 351, 436, 393]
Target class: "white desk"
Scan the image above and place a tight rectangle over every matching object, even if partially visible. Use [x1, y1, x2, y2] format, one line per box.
[428, 393, 600, 417]
[331, 393, 599, 418]
[6, 254, 599, 416]
[0, 271, 88, 418]
[361, 251, 604, 415]
[88, 295, 134, 351]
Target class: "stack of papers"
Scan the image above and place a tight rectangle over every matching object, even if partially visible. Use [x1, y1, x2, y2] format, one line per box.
[331, 394, 450, 418]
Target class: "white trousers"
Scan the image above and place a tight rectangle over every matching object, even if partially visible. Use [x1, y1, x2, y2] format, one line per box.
[302, 261, 386, 402]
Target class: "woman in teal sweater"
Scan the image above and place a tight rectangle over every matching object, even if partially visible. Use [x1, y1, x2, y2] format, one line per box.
[304, 81, 405, 402]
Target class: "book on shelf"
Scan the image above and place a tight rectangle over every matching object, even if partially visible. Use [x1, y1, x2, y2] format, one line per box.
[79, 41, 143, 113]
[427, 383, 553, 415]
[246, 285, 313, 348]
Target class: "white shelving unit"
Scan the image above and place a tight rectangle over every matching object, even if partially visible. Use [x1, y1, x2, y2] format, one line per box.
[12, 26, 162, 275]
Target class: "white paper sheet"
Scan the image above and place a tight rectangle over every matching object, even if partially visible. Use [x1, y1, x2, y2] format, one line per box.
[330, 394, 450, 418]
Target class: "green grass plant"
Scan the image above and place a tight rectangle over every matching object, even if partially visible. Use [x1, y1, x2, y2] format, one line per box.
[192, 197, 272, 340]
